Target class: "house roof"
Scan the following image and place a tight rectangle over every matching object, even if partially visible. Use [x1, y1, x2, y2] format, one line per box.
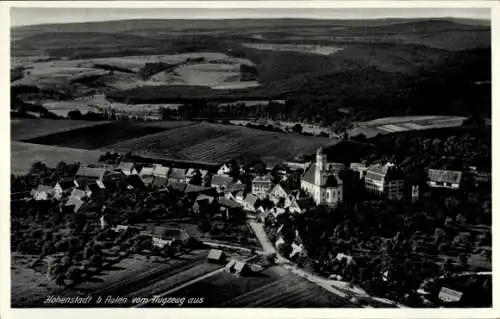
[235, 190, 244, 198]
[218, 197, 243, 209]
[252, 175, 272, 184]
[141, 175, 155, 185]
[139, 166, 154, 176]
[366, 162, 406, 182]
[167, 180, 187, 192]
[428, 169, 463, 184]
[196, 194, 215, 203]
[272, 183, 292, 195]
[185, 184, 212, 194]
[350, 163, 367, 171]
[244, 193, 259, 207]
[152, 165, 169, 177]
[86, 182, 102, 193]
[152, 177, 169, 188]
[186, 168, 197, 176]
[75, 166, 106, 179]
[117, 162, 135, 171]
[153, 226, 184, 239]
[65, 196, 84, 211]
[34, 185, 54, 193]
[70, 189, 86, 199]
[56, 179, 75, 190]
[207, 249, 225, 261]
[169, 168, 187, 179]
[225, 183, 246, 193]
[211, 174, 233, 186]
[302, 164, 340, 187]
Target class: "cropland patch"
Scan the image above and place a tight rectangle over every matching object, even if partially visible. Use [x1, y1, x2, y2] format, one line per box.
[11, 142, 103, 175]
[104, 122, 334, 164]
[11, 119, 108, 141]
[22, 122, 169, 149]
[242, 43, 343, 55]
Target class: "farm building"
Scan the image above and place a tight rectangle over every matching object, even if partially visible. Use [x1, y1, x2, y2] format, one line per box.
[365, 162, 406, 200]
[152, 227, 190, 248]
[300, 148, 343, 207]
[218, 197, 244, 220]
[207, 249, 227, 264]
[53, 179, 75, 199]
[31, 185, 54, 201]
[251, 175, 272, 196]
[139, 165, 154, 177]
[225, 259, 251, 276]
[269, 183, 293, 200]
[427, 169, 463, 190]
[211, 174, 233, 192]
[116, 162, 137, 175]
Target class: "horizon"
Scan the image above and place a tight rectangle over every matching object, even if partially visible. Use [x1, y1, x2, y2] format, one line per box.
[11, 8, 490, 27]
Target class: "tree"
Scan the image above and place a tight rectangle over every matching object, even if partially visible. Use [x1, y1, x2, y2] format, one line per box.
[67, 109, 82, 120]
[54, 273, 66, 287]
[292, 124, 303, 133]
[190, 170, 203, 186]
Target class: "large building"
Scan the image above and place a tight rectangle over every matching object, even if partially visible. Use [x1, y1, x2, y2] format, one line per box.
[365, 162, 406, 200]
[251, 175, 272, 196]
[300, 148, 343, 207]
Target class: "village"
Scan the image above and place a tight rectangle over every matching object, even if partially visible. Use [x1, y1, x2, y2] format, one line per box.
[10, 132, 492, 308]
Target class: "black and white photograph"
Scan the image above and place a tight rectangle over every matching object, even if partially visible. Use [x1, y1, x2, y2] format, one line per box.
[7, 2, 494, 312]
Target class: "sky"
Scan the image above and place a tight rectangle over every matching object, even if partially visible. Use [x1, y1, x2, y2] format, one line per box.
[11, 7, 490, 27]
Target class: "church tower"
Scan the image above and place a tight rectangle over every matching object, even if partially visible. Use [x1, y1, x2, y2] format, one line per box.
[315, 148, 325, 185]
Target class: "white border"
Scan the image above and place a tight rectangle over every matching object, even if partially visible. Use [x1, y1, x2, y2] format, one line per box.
[1, 2, 498, 319]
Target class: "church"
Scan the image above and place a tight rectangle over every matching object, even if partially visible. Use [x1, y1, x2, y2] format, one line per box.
[300, 148, 343, 207]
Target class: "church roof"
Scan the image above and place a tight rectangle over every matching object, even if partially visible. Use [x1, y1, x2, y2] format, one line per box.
[302, 163, 340, 187]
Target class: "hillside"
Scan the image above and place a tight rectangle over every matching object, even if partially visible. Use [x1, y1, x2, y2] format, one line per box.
[11, 18, 491, 121]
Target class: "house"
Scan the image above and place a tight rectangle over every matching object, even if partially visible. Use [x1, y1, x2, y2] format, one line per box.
[185, 184, 216, 196]
[269, 183, 293, 200]
[70, 188, 87, 200]
[64, 196, 84, 213]
[427, 169, 463, 190]
[102, 172, 127, 192]
[251, 175, 272, 196]
[211, 174, 233, 192]
[31, 185, 54, 201]
[288, 197, 315, 214]
[217, 163, 232, 176]
[151, 177, 169, 189]
[169, 168, 187, 183]
[224, 182, 246, 196]
[350, 163, 368, 179]
[74, 166, 107, 187]
[152, 227, 190, 248]
[116, 161, 137, 175]
[152, 165, 169, 178]
[139, 165, 154, 177]
[225, 259, 250, 276]
[207, 249, 226, 264]
[53, 180, 75, 199]
[365, 162, 406, 200]
[85, 181, 104, 197]
[300, 148, 343, 207]
[167, 180, 187, 193]
[218, 197, 244, 220]
[185, 168, 208, 184]
[243, 193, 261, 212]
[226, 190, 245, 205]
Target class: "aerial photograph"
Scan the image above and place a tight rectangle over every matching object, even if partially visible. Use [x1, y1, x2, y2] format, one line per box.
[10, 6, 491, 309]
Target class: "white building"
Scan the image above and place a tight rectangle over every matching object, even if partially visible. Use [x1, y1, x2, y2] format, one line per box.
[427, 169, 463, 190]
[300, 148, 343, 207]
[365, 162, 406, 200]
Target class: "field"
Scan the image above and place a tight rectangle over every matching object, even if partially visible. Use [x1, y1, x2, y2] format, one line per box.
[12, 52, 259, 92]
[11, 119, 107, 140]
[104, 122, 334, 164]
[351, 115, 467, 138]
[242, 43, 343, 55]
[11, 141, 103, 175]
[164, 265, 357, 307]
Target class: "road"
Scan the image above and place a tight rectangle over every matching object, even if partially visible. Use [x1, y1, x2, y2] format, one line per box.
[247, 220, 276, 255]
